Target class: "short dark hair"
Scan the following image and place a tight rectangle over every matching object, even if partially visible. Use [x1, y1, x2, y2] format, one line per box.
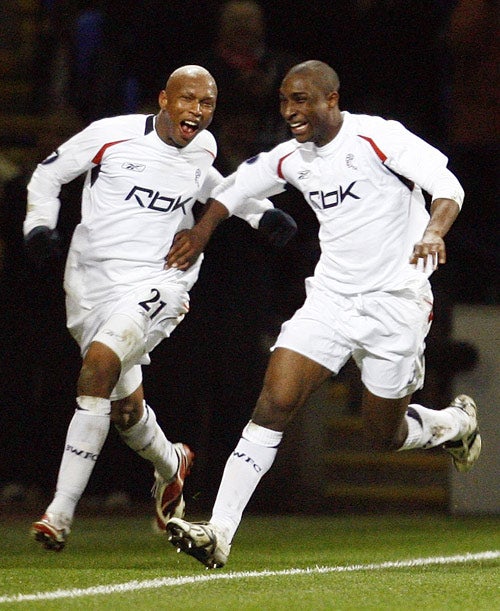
[285, 60, 340, 94]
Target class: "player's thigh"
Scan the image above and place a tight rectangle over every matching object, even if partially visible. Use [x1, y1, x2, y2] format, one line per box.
[71, 282, 189, 365]
[259, 347, 333, 410]
[272, 287, 353, 377]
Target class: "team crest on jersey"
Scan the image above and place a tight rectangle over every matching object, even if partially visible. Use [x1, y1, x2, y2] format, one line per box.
[346, 154, 358, 170]
[122, 162, 146, 172]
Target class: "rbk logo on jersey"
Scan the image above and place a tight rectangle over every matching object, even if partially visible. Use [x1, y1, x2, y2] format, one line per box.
[126, 186, 191, 213]
[122, 162, 146, 172]
[308, 181, 360, 210]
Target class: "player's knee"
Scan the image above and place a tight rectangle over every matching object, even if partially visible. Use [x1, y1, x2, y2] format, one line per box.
[111, 398, 141, 428]
[253, 387, 298, 429]
[78, 342, 121, 396]
[111, 386, 144, 429]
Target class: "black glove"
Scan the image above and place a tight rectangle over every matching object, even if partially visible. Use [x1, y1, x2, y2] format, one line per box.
[24, 225, 61, 267]
[258, 209, 297, 248]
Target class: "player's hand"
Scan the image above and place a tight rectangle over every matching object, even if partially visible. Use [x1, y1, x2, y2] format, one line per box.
[258, 208, 297, 248]
[24, 225, 61, 268]
[165, 227, 209, 270]
[409, 230, 446, 272]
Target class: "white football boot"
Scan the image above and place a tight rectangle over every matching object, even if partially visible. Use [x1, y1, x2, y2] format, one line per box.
[443, 394, 481, 472]
[166, 517, 230, 569]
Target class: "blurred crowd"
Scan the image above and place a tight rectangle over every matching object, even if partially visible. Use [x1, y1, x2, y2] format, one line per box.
[0, 0, 497, 506]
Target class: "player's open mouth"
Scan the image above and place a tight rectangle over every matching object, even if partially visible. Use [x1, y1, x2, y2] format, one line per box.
[289, 121, 308, 135]
[180, 121, 199, 138]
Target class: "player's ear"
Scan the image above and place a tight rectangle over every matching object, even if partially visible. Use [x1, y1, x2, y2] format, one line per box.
[158, 90, 168, 109]
[327, 90, 339, 108]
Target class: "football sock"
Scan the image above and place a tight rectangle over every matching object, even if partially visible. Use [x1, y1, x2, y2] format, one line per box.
[117, 403, 178, 482]
[211, 421, 283, 543]
[400, 403, 469, 450]
[45, 396, 111, 524]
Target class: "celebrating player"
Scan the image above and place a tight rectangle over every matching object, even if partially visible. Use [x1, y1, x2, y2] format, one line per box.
[25, 65, 297, 551]
[165, 60, 481, 568]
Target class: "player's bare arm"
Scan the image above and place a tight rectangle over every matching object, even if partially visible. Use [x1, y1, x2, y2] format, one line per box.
[410, 197, 461, 267]
[165, 198, 230, 270]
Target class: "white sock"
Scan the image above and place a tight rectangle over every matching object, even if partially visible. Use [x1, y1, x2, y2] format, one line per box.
[211, 421, 283, 543]
[46, 396, 111, 527]
[400, 403, 469, 450]
[117, 403, 178, 482]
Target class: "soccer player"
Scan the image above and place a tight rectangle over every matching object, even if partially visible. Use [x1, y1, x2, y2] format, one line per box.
[25, 65, 297, 551]
[164, 60, 482, 568]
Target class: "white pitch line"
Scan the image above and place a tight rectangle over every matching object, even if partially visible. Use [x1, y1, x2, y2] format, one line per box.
[0, 551, 498, 604]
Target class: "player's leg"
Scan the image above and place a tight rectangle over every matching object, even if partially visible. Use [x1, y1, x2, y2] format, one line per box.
[398, 394, 481, 471]
[167, 347, 331, 567]
[31, 340, 119, 550]
[112, 378, 194, 529]
[360, 389, 411, 451]
[215, 348, 332, 529]
[358, 284, 480, 470]
[361, 386, 480, 472]
[360, 387, 469, 452]
[359, 337, 480, 468]
[108, 283, 193, 529]
[87, 299, 193, 530]
[32, 305, 147, 549]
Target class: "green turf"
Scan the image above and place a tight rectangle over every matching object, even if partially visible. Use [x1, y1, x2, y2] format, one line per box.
[1, 513, 498, 609]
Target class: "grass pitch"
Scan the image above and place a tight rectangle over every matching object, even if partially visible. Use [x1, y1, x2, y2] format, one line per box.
[0, 513, 498, 609]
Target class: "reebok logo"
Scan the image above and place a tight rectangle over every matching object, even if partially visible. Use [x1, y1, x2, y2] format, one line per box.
[308, 181, 360, 210]
[125, 186, 191, 213]
[122, 162, 146, 172]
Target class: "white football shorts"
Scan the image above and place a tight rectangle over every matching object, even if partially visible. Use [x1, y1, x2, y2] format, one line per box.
[66, 280, 189, 400]
[273, 277, 433, 399]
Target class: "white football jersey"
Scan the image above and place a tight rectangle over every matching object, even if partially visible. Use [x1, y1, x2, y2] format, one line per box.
[216, 111, 464, 295]
[25, 114, 271, 304]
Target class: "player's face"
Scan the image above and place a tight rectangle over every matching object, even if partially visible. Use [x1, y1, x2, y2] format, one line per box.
[279, 73, 339, 147]
[158, 76, 217, 147]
